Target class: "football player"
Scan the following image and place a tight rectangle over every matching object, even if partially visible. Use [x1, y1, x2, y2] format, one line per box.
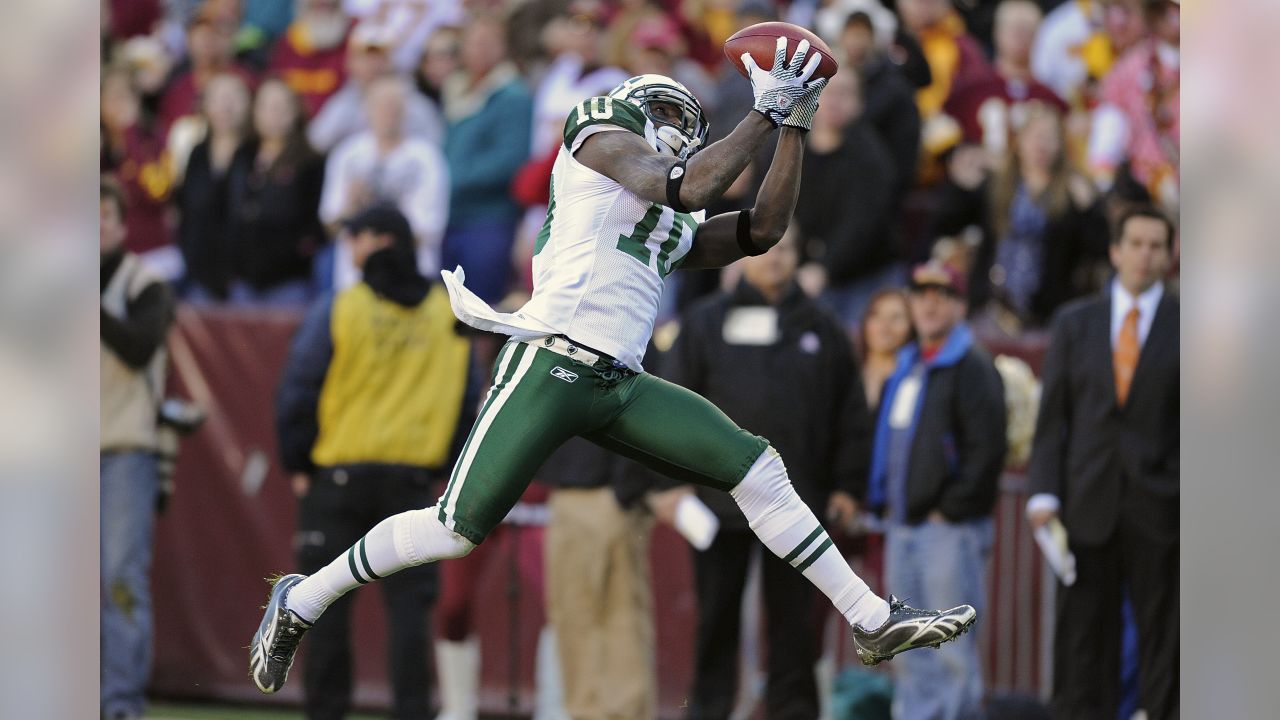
[252, 37, 977, 694]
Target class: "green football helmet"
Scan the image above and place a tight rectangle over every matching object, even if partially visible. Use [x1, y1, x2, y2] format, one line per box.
[608, 74, 709, 160]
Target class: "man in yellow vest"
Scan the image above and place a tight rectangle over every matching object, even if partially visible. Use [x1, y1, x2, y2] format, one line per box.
[275, 204, 474, 720]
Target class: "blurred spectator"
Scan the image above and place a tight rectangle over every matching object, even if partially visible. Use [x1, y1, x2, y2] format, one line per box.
[433, 486, 561, 720]
[308, 22, 445, 153]
[944, 0, 1068, 159]
[664, 228, 872, 720]
[896, 0, 991, 171]
[275, 205, 473, 720]
[101, 67, 175, 258]
[100, 178, 175, 720]
[922, 139, 989, 296]
[794, 70, 901, 326]
[107, 0, 163, 40]
[416, 25, 461, 104]
[981, 102, 1108, 328]
[319, 75, 450, 288]
[858, 289, 914, 413]
[620, 12, 716, 113]
[542, 439, 659, 720]
[440, 13, 532, 303]
[353, 0, 465, 73]
[511, 1, 628, 292]
[224, 78, 326, 304]
[1031, 0, 1125, 108]
[837, 9, 922, 204]
[269, 0, 352, 118]
[1026, 206, 1178, 719]
[157, 5, 258, 136]
[1088, 0, 1179, 208]
[532, 1, 628, 153]
[174, 72, 253, 301]
[867, 261, 1005, 720]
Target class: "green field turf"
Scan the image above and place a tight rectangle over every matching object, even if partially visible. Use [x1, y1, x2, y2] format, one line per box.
[148, 703, 383, 720]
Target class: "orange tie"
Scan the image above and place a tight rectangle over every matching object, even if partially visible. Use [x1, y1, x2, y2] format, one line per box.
[1114, 306, 1140, 405]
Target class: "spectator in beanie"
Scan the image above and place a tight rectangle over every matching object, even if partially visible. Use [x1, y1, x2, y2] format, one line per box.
[225, 77, 326, 304]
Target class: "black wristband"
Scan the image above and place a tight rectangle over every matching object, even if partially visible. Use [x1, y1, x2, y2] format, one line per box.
[736, 210, 765, 257]
[665, 161, 691, 213]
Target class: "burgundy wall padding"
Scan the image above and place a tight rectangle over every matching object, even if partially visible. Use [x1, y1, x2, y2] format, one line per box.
[149, 307, 1050, 716]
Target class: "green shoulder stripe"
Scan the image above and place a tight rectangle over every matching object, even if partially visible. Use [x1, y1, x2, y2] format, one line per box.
[563, 96, 648, 150]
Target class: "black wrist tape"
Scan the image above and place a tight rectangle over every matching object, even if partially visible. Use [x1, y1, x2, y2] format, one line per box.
[736, 210, 765, 257]
[665, 161, 691, 213]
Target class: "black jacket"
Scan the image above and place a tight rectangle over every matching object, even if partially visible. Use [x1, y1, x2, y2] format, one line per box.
[1027, 291, 1179, 546]
[860, 54, 922, 205]
[226, 138, 326, 290]
[869, 324, 1007, 523]
[662, 281, 873, 529]
[176, 139, 254, 297]
[796, 121, 899, 285]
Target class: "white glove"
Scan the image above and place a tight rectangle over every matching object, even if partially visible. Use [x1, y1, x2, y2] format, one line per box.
[741, 36, 826, 128]
[782, 74, 828, 132]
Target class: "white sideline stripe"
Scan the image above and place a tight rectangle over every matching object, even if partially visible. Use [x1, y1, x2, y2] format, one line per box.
[444, 345, 537, 528]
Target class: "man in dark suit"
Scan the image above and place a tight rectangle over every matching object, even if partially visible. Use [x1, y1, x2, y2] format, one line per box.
[1027, 205, 1179, 719]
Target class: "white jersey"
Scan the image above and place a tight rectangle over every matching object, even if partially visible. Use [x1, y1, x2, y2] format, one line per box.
[441, 96, 702, 372]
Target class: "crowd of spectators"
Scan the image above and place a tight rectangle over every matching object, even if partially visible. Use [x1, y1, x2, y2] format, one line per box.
[101, 0, 1180, 718]
[101, 0, 1178, 333]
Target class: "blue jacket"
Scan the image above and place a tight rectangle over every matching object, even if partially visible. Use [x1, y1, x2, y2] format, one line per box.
[867, 323, 1007, 523]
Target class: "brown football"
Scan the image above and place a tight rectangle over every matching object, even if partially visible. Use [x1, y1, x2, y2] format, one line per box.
[724, 21, 839, 81]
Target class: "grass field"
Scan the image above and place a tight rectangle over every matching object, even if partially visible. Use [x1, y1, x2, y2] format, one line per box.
[148, 703, 383, 720]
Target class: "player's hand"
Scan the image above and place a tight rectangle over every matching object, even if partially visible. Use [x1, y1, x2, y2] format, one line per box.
[742, 36, 825, 127]
[1027, 507, 1056, 531]
[647, 486, 692, 525]
[826, 491, 858, 530]
[781, 74, 828, 132]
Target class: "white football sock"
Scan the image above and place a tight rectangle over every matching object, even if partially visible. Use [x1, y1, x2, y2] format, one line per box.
[731, 448, 890, 631]
[288, 506, 474, 623]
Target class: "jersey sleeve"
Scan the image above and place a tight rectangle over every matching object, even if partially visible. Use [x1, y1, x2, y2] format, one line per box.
[563, 97, 649, 154]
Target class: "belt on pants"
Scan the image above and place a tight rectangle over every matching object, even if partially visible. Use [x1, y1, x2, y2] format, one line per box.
[522, 335, 636, 377]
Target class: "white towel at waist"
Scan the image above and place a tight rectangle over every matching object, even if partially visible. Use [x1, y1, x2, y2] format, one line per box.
[440, 266, 558, 339]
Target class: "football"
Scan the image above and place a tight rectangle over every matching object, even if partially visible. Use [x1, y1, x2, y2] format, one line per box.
[724, 21, 839, 81]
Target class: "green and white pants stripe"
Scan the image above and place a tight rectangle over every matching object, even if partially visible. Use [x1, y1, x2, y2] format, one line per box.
[437, 338, 769, 544]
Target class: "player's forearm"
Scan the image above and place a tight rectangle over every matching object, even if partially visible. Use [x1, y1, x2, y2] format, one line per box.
[678, 111, 776, 210]
[745, 127, 805, 249]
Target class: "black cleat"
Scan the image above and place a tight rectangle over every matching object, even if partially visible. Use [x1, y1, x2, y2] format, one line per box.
[851, 595, 977, 666]
[249, 574, 312, 693]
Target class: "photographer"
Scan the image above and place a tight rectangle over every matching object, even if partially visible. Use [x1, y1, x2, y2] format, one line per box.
[100, 177, 175, 720]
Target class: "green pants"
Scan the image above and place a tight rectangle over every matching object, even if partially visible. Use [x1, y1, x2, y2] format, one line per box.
[437, 339, 769, 544]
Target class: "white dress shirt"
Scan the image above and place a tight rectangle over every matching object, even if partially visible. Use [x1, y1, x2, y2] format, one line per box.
[1027, 278, 1165, 517]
